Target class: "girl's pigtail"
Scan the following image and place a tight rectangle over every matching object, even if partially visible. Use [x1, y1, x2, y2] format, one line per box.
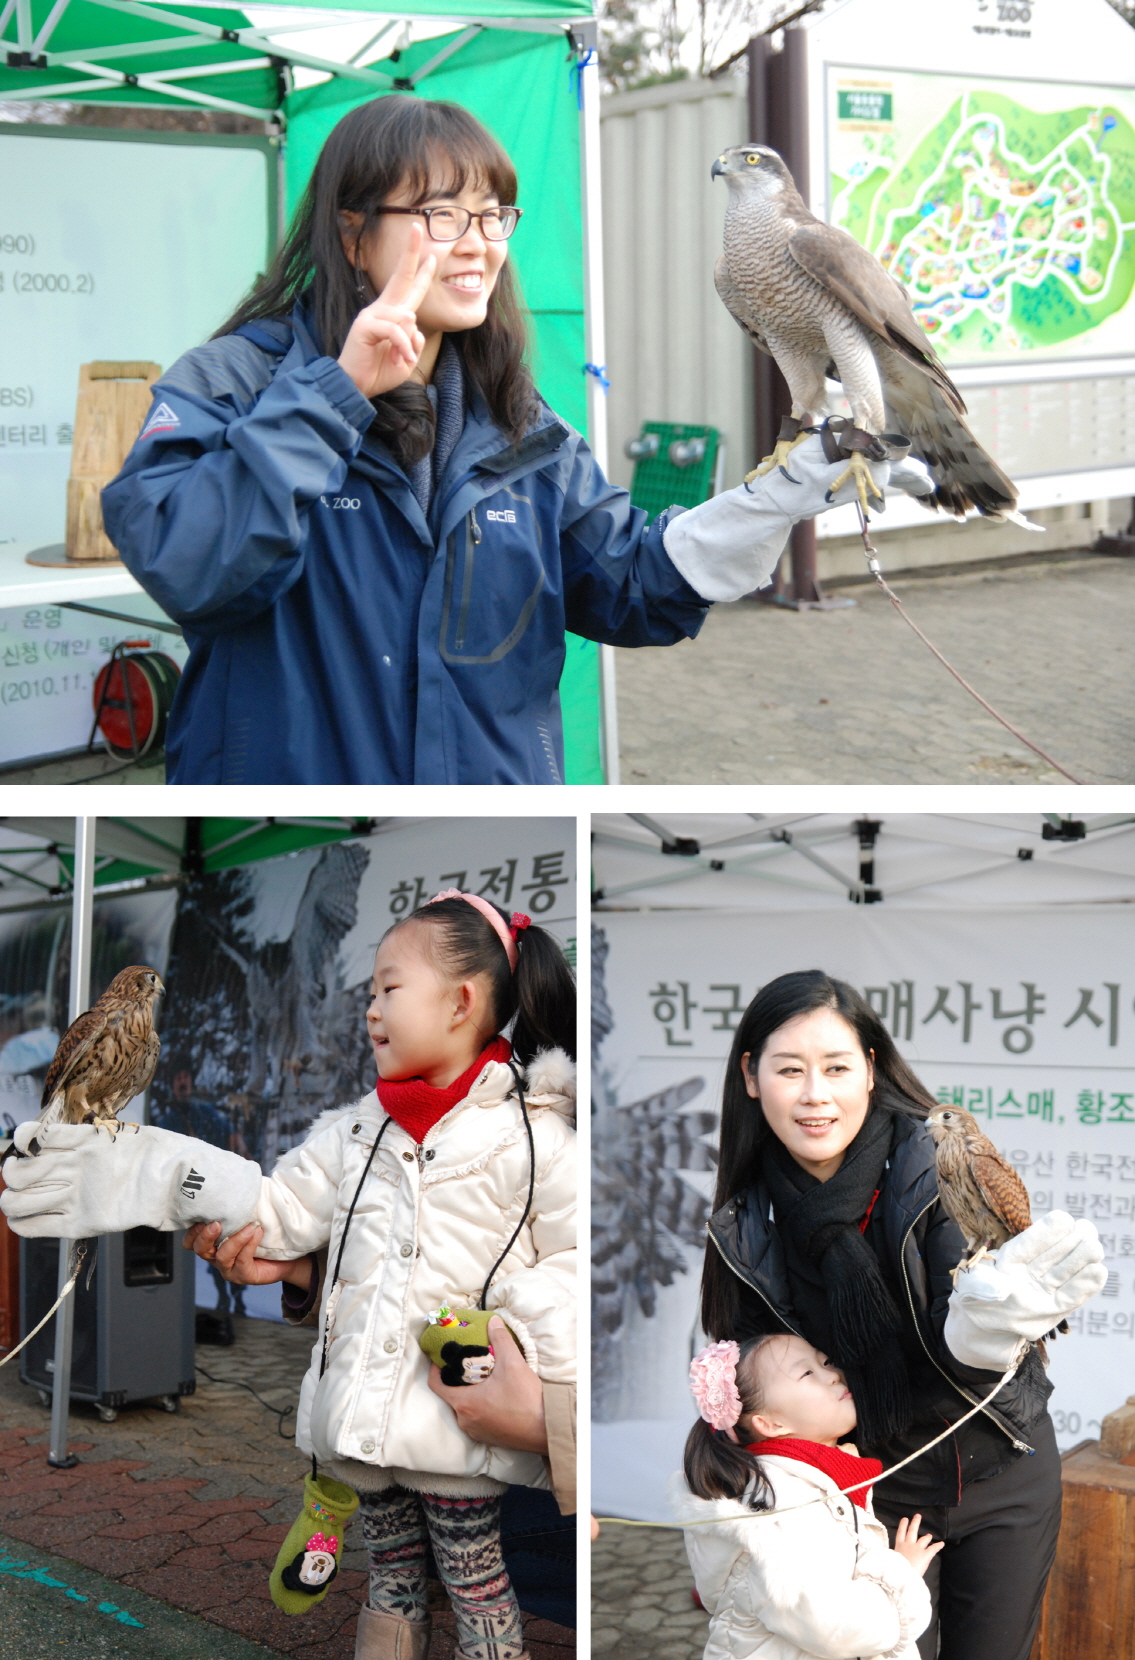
[510, 924, 576, 1066]
[682, 1421, 773, 1513]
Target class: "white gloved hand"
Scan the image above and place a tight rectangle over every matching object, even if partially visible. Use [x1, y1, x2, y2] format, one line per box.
[0, 1121, 261, 1240]
[944, 1210, 1107, 1370]
[661, 434, 935, 603]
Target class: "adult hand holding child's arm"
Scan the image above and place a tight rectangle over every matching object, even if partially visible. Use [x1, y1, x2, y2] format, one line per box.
[184, 1219, 315, 1292]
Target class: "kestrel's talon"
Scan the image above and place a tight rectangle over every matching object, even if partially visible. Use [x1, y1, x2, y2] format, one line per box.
[828, 448, 885, 515]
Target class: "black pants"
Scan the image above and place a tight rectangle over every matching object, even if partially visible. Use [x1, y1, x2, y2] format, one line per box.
[872, 1413, 1062, 1660]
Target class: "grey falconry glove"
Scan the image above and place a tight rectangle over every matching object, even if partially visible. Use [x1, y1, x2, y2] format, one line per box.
[0, 1121, 262, 1240]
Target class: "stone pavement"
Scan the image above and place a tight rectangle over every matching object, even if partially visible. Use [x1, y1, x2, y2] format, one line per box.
[0, 1316, 574, 1660]
[0, 1525, 291, 1659]
[614, 555, 1135, 785]
[591, 1522, 706, 1660]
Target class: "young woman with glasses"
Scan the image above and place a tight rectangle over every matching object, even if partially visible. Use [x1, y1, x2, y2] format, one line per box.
[103, 95, 929, 784]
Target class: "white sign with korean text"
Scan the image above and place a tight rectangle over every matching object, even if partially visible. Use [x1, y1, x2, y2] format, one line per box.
[593, 902, 1134, 1520]
[0, 600, 188, 764]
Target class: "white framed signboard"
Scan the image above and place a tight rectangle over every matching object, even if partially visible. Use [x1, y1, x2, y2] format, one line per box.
[0, 125, 276, 548]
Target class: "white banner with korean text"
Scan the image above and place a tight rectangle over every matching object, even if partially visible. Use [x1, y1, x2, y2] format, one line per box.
[592, 904, 1135, 1521]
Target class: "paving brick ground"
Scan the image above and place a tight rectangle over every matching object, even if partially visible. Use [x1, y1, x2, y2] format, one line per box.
[591, 1522, 706, 1660]
[0, 1316, 574, 1660]
[614, 555, 1135, 785]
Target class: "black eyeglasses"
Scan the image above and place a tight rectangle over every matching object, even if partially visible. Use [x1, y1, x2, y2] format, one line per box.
[375, 205, 522, 242]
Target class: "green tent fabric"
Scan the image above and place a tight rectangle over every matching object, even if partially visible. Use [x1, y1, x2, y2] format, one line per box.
[283, 28, 602, 782]
[0, 0, 279, 114]
[1, 0, 604, 781]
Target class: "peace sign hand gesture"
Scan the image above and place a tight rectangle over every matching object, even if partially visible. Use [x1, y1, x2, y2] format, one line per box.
[338, 223, 436, 400]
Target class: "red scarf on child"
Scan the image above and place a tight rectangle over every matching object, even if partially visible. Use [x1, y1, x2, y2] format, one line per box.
[745, 1438, 883, 1510]
[376, 1037, 512, 1144]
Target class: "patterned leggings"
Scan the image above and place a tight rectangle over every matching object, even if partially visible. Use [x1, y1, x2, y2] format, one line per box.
[356, 1486, 524, 1660]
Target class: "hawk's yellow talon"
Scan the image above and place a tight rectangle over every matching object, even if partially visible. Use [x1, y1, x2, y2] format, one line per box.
[828, 449, 884, 515]
[745, 431, 811, 484]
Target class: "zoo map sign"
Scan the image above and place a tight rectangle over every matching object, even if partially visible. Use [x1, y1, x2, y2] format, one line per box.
[827, 69, 1135, 364]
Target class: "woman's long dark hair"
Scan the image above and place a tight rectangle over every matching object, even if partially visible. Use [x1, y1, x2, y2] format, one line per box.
[683, 1334, 779, 1511]
[387, 896, 575, 1066]
[701, 970, 936, 1341]
[216, 95, 538, 466]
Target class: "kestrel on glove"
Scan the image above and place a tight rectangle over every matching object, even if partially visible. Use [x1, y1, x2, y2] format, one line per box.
[39, 965, 163, 1133]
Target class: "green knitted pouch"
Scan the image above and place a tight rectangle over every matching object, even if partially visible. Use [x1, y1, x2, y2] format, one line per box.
[269, 1474, 359, 1615]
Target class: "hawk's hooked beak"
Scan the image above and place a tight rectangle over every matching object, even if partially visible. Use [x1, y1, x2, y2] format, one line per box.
[710, 156, 728, 181]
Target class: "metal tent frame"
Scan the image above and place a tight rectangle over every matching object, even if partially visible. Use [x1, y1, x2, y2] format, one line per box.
[592, 813, 1135, 909]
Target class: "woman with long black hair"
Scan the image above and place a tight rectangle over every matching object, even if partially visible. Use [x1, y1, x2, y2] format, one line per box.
[701, 970, 1104, 1660]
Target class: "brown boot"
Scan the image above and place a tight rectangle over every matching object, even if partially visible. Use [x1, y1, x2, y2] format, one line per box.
[354, 1604, 431, 1660]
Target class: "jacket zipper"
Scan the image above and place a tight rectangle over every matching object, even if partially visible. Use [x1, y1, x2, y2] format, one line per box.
[454, 508, 481, 652]
[706, 1223, 806, 1340]
[897, 1197, 1033, 1453]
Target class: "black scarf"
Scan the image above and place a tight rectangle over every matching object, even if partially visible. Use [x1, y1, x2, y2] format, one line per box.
[763, 1105, 913, 1445]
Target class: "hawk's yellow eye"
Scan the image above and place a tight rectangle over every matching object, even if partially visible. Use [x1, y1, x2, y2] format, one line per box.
[746, 153, 760, 165]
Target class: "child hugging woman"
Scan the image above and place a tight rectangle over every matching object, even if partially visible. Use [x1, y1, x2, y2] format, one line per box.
[2, 892, 577, 1660]
[673, 1334, 942, 1660]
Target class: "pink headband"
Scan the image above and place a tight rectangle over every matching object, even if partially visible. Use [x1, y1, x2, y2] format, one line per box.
[427, 890, 530, 972]
[690, 1340, 743, 1434]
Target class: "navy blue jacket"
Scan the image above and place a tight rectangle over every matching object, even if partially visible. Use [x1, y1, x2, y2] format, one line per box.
[101, 311, 710, 784]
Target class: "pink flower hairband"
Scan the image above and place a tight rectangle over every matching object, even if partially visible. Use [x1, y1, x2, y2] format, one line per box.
[690, 1339, 743, 1434]
[427, 890, 531, 972]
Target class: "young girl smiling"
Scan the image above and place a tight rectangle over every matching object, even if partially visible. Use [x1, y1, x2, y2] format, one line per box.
[3, 891, 576, 1660]
[674, 1333, 941, 1660]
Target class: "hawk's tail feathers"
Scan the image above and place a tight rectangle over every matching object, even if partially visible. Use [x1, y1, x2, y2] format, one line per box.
[881, 349, 1018, 520]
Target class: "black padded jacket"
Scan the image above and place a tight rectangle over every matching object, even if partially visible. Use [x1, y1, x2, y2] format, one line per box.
[706, 1113, 1054, 1508]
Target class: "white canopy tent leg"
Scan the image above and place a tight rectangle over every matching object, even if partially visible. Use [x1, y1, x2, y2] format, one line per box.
[577, 21, 620, 785]
[47, 815, 95, 1470]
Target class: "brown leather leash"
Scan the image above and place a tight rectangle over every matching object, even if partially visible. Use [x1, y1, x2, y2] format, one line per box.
[853, 504, 1085, 786]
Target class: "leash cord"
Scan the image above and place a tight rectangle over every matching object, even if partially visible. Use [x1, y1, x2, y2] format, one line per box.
[854, 505, 1084, 785]
[0, 1243, 87, 1372]
[595, 1354, 1022, 1528]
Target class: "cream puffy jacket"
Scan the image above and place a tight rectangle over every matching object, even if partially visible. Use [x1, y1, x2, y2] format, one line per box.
[669, 1456, 931, 1660]
[253, 1049, 575, 1495]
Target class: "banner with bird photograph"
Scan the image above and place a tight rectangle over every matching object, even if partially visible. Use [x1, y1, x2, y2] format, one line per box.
[148, 818, 576, 1177]
[592, 905, 1133, 1520]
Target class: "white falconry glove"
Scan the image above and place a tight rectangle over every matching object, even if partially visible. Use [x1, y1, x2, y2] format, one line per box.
[944, 1210, 1107, 1371]
[661, 431, 934, 603]
[0, 1121, 261, 1241]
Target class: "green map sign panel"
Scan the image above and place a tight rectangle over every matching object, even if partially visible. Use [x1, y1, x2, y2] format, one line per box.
[828, 69, 1135, 365]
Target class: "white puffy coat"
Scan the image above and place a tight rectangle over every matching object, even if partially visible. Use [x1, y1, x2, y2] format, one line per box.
[669, 1456, 931, 1660]
[252, 1049, 575, 1495]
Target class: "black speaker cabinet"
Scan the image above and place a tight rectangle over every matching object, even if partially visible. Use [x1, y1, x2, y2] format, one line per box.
[20, 1229, 196, 1421]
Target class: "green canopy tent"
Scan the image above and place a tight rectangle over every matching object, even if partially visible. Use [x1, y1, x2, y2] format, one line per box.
[0, 0, 615, 782]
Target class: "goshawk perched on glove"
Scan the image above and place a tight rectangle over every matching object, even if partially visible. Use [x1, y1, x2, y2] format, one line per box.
[38, 965, 163, 1132]
[712, 144, 1017, 520]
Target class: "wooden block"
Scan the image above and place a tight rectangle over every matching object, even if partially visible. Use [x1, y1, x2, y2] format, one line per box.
[65, 360, 161, 563]
[1029, 1441, 1135, 1659]
[1100, 1394, 1135, 1459]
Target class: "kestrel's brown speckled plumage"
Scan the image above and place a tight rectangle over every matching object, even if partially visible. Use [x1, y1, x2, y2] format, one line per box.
[40, 965, 163, 1129]
[927, 1104, 1035, 1270]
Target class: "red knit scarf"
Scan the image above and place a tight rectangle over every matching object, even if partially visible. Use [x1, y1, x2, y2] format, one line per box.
[744, 1438, 883, 1510]
[375, 1037, 512, 1144]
